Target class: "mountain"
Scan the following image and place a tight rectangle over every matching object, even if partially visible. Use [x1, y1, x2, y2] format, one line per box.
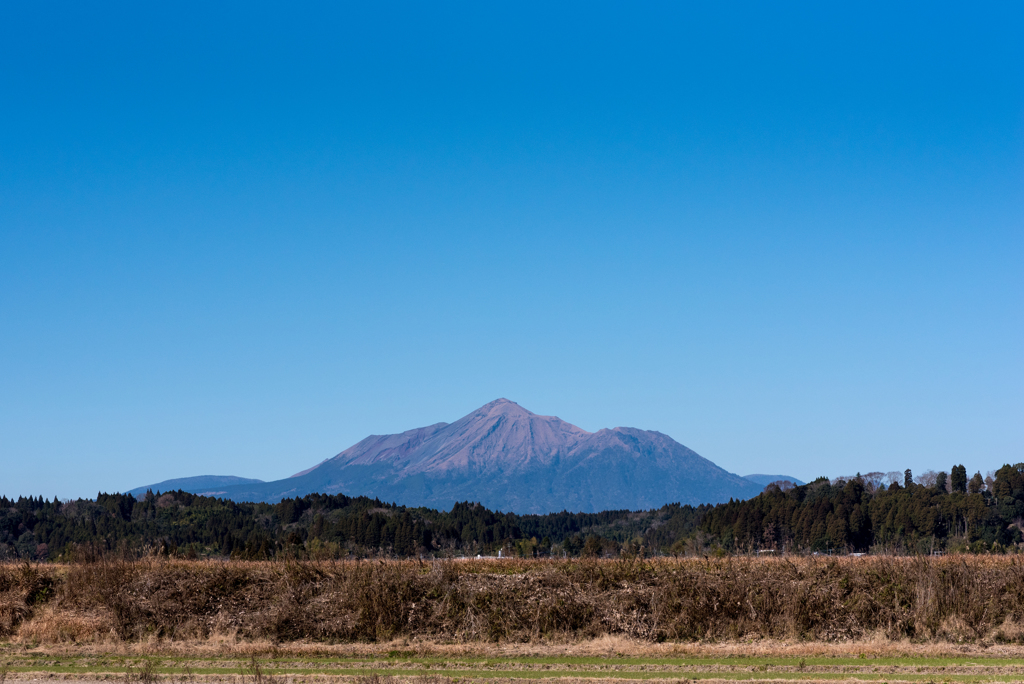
[126, 475, 263, 498]
[204, 399, 763, 513]
[744, 473, 806, 487]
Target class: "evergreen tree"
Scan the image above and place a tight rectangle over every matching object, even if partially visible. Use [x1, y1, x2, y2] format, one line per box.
[7, 461, 1024, 561]
[951, 465, 968, 493]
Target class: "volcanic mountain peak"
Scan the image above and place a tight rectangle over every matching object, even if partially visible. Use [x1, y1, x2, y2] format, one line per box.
[460, 398, 587, 430]
[325, 398, 590, 477]
[476, 397, 532, 416]
[141, 399, 766, 513]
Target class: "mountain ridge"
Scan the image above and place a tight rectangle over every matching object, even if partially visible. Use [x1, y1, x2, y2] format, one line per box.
[145, 399, 764, 513]
[126, 475, 263, 498]
[744, 473, 806, 487]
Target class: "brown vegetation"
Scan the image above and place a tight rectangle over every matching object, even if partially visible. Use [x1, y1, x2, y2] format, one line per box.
[4, 556, 1024, 645]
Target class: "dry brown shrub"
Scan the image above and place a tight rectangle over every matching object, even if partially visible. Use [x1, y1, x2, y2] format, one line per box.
[0, 562, 56, 637]
[122, 658, 158, 684]
[8, 555, 1024, 645]
[16, 605, 115, 643]
[241, 653, 278, 684]
[0, 588, 30, 638]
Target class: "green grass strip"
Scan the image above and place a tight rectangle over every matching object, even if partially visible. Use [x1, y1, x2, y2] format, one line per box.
[9, 653, 1024, 670]
[7, 664, 1024, 682]
[9, 652, 1024, 669]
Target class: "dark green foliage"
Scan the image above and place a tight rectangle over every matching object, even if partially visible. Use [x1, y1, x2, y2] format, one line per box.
[698, 468, 1019, 553]
[0, 491, 663, 560]
[951, 465, 968, 493]
[2, 463, 1023, 559]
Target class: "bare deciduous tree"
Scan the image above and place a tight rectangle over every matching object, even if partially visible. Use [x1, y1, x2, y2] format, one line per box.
[862, 472, 885, 493]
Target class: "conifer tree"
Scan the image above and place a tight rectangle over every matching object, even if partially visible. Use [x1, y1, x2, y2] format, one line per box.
[951, 465, 968, 493]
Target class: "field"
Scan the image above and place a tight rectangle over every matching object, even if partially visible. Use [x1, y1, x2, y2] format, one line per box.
[5, 557, 1024, 682]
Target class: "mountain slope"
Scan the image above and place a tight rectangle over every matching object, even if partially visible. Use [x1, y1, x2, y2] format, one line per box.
[212, 399, 763, 513]
[744, 474, 806, 487]
[126, 475, 263, 498]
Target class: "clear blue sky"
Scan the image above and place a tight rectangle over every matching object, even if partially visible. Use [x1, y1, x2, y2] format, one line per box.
[2, 1, 1021, 500]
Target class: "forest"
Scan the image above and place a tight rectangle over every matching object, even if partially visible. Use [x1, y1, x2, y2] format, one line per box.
[2, 464, 1022, 560]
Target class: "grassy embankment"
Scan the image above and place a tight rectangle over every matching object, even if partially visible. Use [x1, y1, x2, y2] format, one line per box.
[5, 557, 1024, 682]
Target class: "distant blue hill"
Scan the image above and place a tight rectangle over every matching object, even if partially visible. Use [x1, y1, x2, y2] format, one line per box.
[744, 473, 806, 487]
[126, 475, 263, 497]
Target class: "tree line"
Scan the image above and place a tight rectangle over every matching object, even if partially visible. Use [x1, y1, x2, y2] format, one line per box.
[1, 464, 1022, 560]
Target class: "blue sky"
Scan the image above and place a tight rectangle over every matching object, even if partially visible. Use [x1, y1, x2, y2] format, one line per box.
[1, 2, 1021, 500]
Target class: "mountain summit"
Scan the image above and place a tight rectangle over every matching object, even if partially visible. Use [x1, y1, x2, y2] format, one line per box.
[318, 399, 589, 478]
[203, 399, 763, 513]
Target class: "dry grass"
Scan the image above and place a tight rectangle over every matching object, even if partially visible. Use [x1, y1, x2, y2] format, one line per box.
[122, 658, 158, 684]
[5, 556, 1024, 645]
